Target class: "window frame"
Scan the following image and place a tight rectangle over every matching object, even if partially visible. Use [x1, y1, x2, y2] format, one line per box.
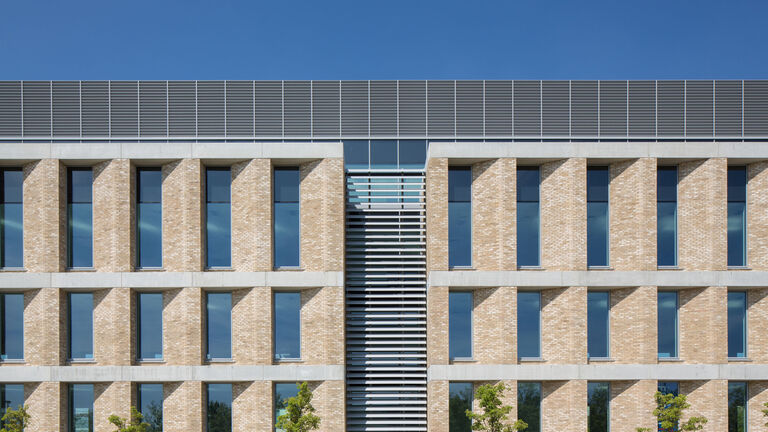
[587, 166, 610, 268]
[137, 292, 164, 362]
[516, 166, 541, 268]
[587, 290, 611, 360]
[517, 290, 542, 360]
[0, 292, 24, 361]
[204, 167, 232, 270]
[205, 291, 233, 362]
[517, 381, 542, 432]
[657, 165, 678, 268]
[66, 167, 94, 270]
[136, 167, 163, 269]
[727, 290, 748, 359]
[274, 382, 299, 429]
[587, 381, 611, 432]
[657, 290, 679, 359]
[727, 166, 748, 268]
[273, 290, 302, 361]
[727, 381, 748, 432]
[136, 382, 164, 432]
[68, 292, 94, 361]
[448, 290, 473, 361]
[273, 166, 301, 270]
[68, 383, 94, 432]
[205, 382, 232, 432]
[0, 167, 24, 270]
[448, 166, 473, 269]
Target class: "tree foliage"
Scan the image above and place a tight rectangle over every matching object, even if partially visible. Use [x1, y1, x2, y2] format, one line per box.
[108, 406, 150, 432]
[0, 404, 30, 432]
[275, 382, 321, 432]
[465, 383, 527, 432]
[636, 391, 708, 432]
[763, 401, 768, 427]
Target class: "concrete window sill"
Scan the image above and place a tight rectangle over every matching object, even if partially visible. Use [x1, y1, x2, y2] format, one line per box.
[205, 267, 234, 272]
[206, 358, 235, 363]
[588, 357, 615, 362]
[728, 357, 752, 362]
[67, 267, 96, 272]
[450, 358, 475, 363]
[658, 357, 683, 362]
[137, 358, 165, 363]
[657, 266, 681, 271]
[519, 357, 544, 362]
[0, 359, 26, 364]
[136, 267, 164, 272]
[274, 266, 304, 271]
[274, 358, 304, 363]
[68, 358, 97, 364]
[587, 266, 613, 271]
[517, 266, 543, 271]
[449, 266, 474, 271]
[727, 266, 751, 271]
[0, 267, 26, 272]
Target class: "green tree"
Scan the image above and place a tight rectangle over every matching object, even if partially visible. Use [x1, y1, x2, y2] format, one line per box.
[465, 383, 527, 432]
[449, 385, 473, 432]
[0, 404, 30, 432]
[763, 401, 768, 427]
[636, 391, 708, 432]
[108, 406, 150, 432]
[206, 401, 232, 432]
[142, 402, 162, 432]
[275, 382, 321, 432]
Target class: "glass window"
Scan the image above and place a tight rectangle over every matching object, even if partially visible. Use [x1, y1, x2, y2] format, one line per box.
[274, 168, 300, 268]
[588, 291, 610, 359]
[449, 382, 472, 432]
[449, 292, 472, 359]
[68, 168, 93, 268]
[343, 140, 369, 170]
[727, 291, 747, 358]
[275, 383, 299, 429]
[517, 167, 540, 267]
[69, 384, 93, 432]
[274, 292, 301, 360]
[728, 381, 747, 432]
[449, 168, 472, 267]
[517, 382, 541, 432]
[518, 292, 541, 358]
[657, 292, 678, 358]
[138, 293, 163, 360]
[728, 167, 747, 267]
[0, 293, 23, 360]
[69, 293, 93, 359]
[399, 140, 427, 169]
[587, 167, 610, 267]
[588, 382, 610, 432]
[206, 383, 231, 432]
[658, 381, 678, 397]
[206, 293, 231, 360]
[137, 383, 163, 432]
[657, 167, 678, 267]
[0, 169, 23, 268]
[205, 168, 231, 268]
[0, 384, 24, 422]
[370, 140, 397, 169]
[137, 168, 162, 268]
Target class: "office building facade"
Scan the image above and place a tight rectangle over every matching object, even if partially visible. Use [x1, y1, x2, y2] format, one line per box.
[0, 80, 767, 431]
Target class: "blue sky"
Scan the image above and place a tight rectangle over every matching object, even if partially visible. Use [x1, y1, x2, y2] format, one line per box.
[1, 0, 766, 80]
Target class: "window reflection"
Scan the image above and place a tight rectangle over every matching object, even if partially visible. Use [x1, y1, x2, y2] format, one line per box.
[69, 293, 93, 359]
[657, 167, 677, 267]
[518, 292, 541, 358]
[517, 382, 541, 432]
[137, 168, 162, 268]
[587, 292, 609, 358]
[449, 383, 472, 432]
[68, 168, 93, 268]
[138, 293, 163, 360]
[449, 292, 472, 359]
[0, 169, 23, 268]
[274, 168, 300, 268]
[274, 292, 301, 360]
[205, 168, 231, 268]
[206, 293, 232, 360]
[138, 383, 163, 432]
[206, 383, 231, 432]
[449, 168, 471, 267]
[727, 292, 746, 358]
[657, 292, 678, 358]
[727, 167, 746, 267]
[0, 293, 23, 360]
[587, 167, 609, 267]
[517, 167, 540, 267]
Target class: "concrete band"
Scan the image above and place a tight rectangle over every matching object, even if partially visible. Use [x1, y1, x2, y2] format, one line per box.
[428, 363, 768, 381]
[0, 364, 344, 383]
[427, 141, 768, 160]
[0, 141, 344, 160]
[428, 270, 768, 288]
[0, 271, 344, 290]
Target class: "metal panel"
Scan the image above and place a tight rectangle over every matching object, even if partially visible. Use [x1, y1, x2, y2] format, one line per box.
[685, 80, 714, 137]
[52, 81, 81, 137]
[571, 81, 598, 137]
[283, 81, 311, 137]
[744, 80, 768, 137]
[541, 80, 569, 136]
[484, 80, 513, 136]
[345, 169, 427, 432]
[225, 81, 254, 137]
[341, 81, 369, 136]
[455, 81, 483, 136]
[715, 80, 742, 136]
[110, 81, 138, 137]
[81, 81, 110, 137]
[599, 81, 627, 136]
[22, 81, 51, 137]
[657, 81, 685, 137]
[370, 81, 397, 137]
[254, 81, 283, 137]
[139, 81, 167, 137]
[197, 81, 225, 137]
[628, 81, 655, 137]
[312, 81, 340, 137]
[514, 80, 541, 136]
[398, 81, 426, 136]
[0, 82, 21, 137]
[168, 81, 196, 137]
[427, 81, 455, 136]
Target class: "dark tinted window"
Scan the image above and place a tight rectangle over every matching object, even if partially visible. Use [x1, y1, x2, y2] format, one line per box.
[449, 292, 472, 359]
[138, 293, 163, 360]
[137, 168, 162, 268]
[0, 169, 23, 268]
[728, 381, 746, 432]
[205, 168, 231, 268]
[587, 167, 609, 267]
[517, 167, 540, 267]
[587, 291, 609, 358]
[138, 383, 163, 432]
[274, 168, 300, 268]
[275, 383, 299, 426]
[206, 383, 231, 432]
[274, 292, 301, 360]
[69, 384, 94, 432]
[588, 382, 609, 432]
[0, 384, 24, 421]
[517, 382, 541, 432]
[399, 140, 427, 169]
[657, 167, 677, 266]
[727, 291, 746, 358]
[449, 382, 472, 432]
[448, 168, 472, 267]
[370, 140, 397, 169]
[657, 291, 678, 358]
[518, 292, 541, 358]
[727, 167, 747, 267]
[68, 168, 93, 268]
[69, 292, 93, 359]
[0, 293, 24, 360]
[658, 381, 679, 396]
[206, 293, 232, 360]
[344, 140, 369, 169]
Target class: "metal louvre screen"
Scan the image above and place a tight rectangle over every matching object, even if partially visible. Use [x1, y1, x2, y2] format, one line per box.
[345, 169, 427, 432]
[0, 80, 765, 139]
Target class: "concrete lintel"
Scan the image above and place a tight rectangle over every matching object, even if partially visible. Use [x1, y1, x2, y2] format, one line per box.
[0, 142, 343, 161]
[0, 365, 344, 383]
[427, 364, 768, 381]
[0, 271, 344, 289]
[427, 141, 768, 161]
[428, 270, 768, 288]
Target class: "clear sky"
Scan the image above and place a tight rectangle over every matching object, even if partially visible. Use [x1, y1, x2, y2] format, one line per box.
[1, 0, 766, 80]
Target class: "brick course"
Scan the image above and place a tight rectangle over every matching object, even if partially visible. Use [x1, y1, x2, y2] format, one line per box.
[609, 158, 657, 270]
[472, 159, 516, 270]
[540, 158, 587, 270]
